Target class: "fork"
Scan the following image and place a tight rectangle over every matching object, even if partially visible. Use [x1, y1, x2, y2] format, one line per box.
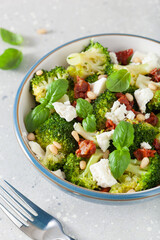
[0, 180, 75, 240]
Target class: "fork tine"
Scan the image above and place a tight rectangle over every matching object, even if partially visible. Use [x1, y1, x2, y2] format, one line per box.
[4, 180, 44, 214]
[0, 185, 36, 219]
[0, 193, 32, 222]
[0, 203, 25, 228]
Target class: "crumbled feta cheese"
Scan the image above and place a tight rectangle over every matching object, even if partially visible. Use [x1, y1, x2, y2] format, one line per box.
[53, 102, 77, 122]
[96, 130, 114, 152]
[109, 52, 118, 64]
[105, 100, 135, 124]
[52, 169, 65, 179]
[134, 88, 153, 113]
[28, 141, 45, 159]
[90, 77, 107, 96]
[145, 113, 150, 119]
[140, 142, 152, 149]
[90, 159, 117, 188]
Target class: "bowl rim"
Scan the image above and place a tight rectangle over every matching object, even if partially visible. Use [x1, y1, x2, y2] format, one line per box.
[13, 33, 160, 202]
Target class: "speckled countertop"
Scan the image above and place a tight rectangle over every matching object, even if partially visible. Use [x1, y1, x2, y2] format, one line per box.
[0, 0, 160, 239]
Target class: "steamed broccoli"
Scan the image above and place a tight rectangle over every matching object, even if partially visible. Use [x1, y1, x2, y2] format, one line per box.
[30, 66, 69, 102]
[92, 90, 116, 130]
[63, 149, 103, 190]
[35, 112, 78, 154]
[66, 40, 112, 79]
[110, 154, 160, 193]
[147, 90, 160, 112]
[129, 122, 159, 156]
[85, 73, 99, 83]
[40, 145, 65, 171]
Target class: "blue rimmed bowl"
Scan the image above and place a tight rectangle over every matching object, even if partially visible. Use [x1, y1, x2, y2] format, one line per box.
[14, 33, 160, 204]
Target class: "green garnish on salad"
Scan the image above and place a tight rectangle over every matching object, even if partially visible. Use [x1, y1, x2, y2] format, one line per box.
[25, 40, 160, 193]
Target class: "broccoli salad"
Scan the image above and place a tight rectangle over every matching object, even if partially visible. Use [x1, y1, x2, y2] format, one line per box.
[25, 40, 160, 193]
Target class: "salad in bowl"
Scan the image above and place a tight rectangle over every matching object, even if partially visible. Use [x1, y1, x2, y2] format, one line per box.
[24, 39, 160, 195]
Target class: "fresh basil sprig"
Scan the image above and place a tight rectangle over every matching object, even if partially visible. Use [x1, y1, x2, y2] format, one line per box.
[25, 79, 68, 132]
[106, 69, 131, 92]
[76, 98, 93, 118]
[0, 48, 23, 70]
[109, 121, 134, 179]
[0, 28, 23, 45]
[82, 114, 96, 132]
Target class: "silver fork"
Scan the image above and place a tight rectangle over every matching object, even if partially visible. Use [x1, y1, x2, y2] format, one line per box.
[0, 180, 75, 240]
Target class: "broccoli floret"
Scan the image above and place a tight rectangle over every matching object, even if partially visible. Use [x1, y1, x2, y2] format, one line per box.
[85, 73, 99, 83]
[67, 78, 75, 103]
[110, 154, 160, 193]
[63, 149, 103, 190]
[156, 113, 160, 129]
[92, 90, 116, 130]
[66, 40, 112, 79]
[30, 66, 69, 102]
[35, 112, 78, 154]
[147, 90, 160, 113]
[40, 145, 65, 171]
[122, 85, 138, 95]
[129, 122, 159, 157]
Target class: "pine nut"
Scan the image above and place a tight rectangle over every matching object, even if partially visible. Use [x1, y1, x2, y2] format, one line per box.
[103, 150, 110, 159]
[37, 28, 47, 34]
[136, 114, 145, 122]
[133, 57, 142, 63]
[140, 157, 149, 169]
[27, 133, 35, 141]
[148, 82, 157, 91]
[80, 160, 86, 170]
[71, 130, 79, 142]
[53, 141, 61, 149]
[87, 91, 97, 100]
[125, 93, 134, 102]
[127, 189, 136, 193]
[36, 70, 43, 76]
[98, 74, 107, 80]
[85, 98, 91, 103]
[49, 144, 58, 155]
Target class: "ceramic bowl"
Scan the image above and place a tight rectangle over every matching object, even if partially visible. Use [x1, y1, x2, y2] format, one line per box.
[14, 33, 160, 204]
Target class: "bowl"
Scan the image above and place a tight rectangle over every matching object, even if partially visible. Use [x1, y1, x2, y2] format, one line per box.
[14, 33, 160, 204]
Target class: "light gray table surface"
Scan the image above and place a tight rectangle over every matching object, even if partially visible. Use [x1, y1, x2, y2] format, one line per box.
[0, 0, 160, 239]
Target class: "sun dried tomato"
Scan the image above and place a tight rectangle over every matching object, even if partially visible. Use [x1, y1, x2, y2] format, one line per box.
[74, 76, 90, 99]
[145, 112, 158, 126]
[100, 187, 111, 192]
[133, 149, 156, 160]
[116, 93, 134, 111]
[149, 68, 160, 82]
[106, 119, 116, 130]
[76, 140, 96, 158]
[153, 139, 160, 155]
[116, 49, 133, 65]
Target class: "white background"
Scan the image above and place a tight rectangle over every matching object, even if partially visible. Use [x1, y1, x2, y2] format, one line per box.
[0, 0, 160, 239]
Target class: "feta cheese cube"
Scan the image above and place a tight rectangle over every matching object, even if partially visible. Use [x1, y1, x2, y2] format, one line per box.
[140, 142, 152, 149]
[109, 52, 118, 64]
[90, 77, 107, 96]
[134, 88, 153, 113]
[96, 130, 114, 152]
[53, 102, 77, 122]
[52, 169, 66, 179]
[90, 159, 117, 188]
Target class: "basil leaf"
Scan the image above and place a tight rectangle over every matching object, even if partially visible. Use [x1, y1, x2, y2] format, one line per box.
[24, 104, 50, 132]
[82, 114, 96, 132]
[0, 48, 23, 70]
[106, 69, 131, 92]
[0, 28, 23, 45]
[109, 147, 131, 179]
[76, 98, 93, 118]
[113, 121, 134, 150]
[45, 79, 68, 109]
